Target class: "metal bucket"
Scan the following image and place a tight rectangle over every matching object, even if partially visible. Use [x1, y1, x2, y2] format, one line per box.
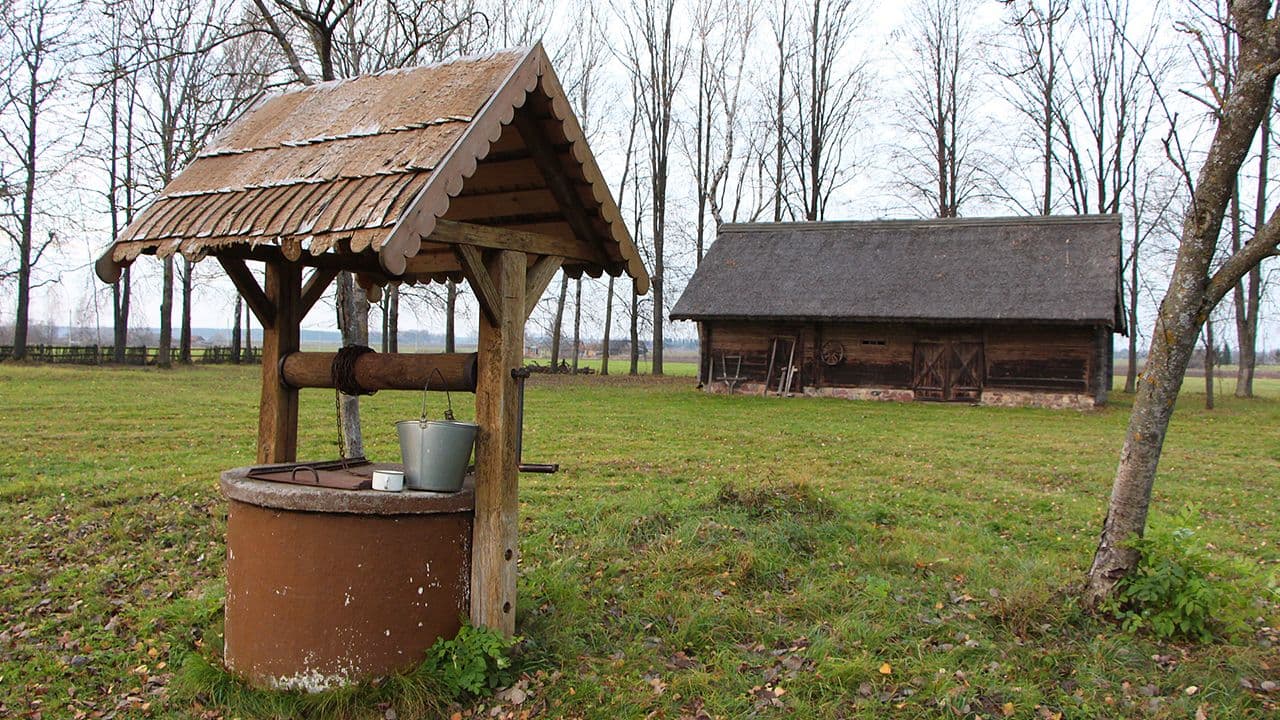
[396, 418, 476, 492]
[396, 370, 476, 492]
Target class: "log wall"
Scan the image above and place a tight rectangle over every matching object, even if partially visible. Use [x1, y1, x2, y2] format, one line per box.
[701, 319, 1110, 404]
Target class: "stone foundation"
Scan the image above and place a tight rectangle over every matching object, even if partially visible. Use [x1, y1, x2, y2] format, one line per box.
[705, 381, 1097, 409]
[978, 389, 1098, 410]
[801, 386, 916, 402]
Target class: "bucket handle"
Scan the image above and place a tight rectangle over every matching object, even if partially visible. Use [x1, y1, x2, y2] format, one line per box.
[419, 367, 457, 422]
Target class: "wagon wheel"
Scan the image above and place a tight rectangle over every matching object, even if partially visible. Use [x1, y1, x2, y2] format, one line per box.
[820, 340, 844, 366]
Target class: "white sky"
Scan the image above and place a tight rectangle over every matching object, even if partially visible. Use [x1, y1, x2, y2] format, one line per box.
[9, 0, 1280, 353]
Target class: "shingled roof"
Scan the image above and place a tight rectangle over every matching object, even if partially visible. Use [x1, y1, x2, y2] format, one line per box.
[95, 45, 648, 293]
[670, 215, 1123, 328]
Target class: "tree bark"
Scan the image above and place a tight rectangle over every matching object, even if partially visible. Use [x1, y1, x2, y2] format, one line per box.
[1084, 0, 1279, 605]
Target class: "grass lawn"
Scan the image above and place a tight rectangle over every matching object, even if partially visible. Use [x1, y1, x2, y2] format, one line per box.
[0, 365, 1277, 719]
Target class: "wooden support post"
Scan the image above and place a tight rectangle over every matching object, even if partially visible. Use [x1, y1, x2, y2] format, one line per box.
[470, 249, 525, 636]
[257, 261, 302, 464]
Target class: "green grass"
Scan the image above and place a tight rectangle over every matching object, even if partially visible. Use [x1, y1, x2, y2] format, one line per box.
[0, 365, 1277, 718]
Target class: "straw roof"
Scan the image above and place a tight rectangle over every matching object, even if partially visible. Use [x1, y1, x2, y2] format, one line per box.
[671, 215, 1123, 328]
[96, 45, 648, 294]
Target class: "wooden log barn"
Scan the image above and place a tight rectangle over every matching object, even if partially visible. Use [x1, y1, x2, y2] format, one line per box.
[671, 215, 1124, 409]
[95, 46, 648, 689]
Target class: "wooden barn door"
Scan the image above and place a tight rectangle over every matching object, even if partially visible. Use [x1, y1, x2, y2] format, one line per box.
[912, 342, 948, 401]
[949, 342, 985, 401]
[913, 340, 984, 402]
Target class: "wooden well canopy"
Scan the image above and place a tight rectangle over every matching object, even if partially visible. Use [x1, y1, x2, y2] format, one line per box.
[95, 45, 648, 636]
[96, 44, 648, 297]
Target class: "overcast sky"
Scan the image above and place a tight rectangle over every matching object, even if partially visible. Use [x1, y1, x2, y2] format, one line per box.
[9, 0, 1279, 353]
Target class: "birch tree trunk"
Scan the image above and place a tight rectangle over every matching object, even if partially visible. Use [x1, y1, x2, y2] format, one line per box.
[571, 277, 582, 372]
[232, 295, 242, 363]
[1084, 0, 1280, 604]
[158, 256, 173, 368]
[335, 271, 367, 458]
[550, 274, 567, 367]
[445, 280, 456, 353]
[601, 277, 614, 376]
[1236, 100, 1268, 397]
[179, 258, 193, 363]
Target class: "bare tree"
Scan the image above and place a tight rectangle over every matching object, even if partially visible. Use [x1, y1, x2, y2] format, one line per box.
[1174, 0, 1273, 399]
[615, 0, 685, 376]
[894, 0, 986, 217]
[682, 0, 759, 260]
[1121, 160, 1179, 393]
[603, 75, 645, 377]
[91, 3, 139, 362]
[786, 0, 868, 220]
[1235, 98, 1267, 397]
[765, 0, 793, 221]
[1085, 0, 1280, 603]
[994, 0, 1069, 214]
[0, 0, 79, 361]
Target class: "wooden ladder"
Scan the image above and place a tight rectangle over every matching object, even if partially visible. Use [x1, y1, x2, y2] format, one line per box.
[763, 336, 799, 397]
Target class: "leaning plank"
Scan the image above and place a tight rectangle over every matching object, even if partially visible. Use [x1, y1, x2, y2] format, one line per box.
[524, 255, 563, 319]
[218, 256, 276, 329]
[455, 244, 503, 327]
[300, 268, 339, 317]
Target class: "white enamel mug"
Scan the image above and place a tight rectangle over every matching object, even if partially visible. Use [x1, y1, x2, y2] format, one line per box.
[371, 469, 405, 492]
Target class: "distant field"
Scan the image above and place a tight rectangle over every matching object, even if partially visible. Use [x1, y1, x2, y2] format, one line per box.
[0, 365, 1276, 718]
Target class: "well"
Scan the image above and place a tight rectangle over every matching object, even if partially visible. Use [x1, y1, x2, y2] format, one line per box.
[94, 44, 649, 690]
[221, 466, 474, 691]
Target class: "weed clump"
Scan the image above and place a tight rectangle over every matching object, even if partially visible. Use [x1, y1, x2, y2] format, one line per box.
[423, 622, 519, 697]
[714, 480, 835, 522]
[1105, 505, 1243, 642]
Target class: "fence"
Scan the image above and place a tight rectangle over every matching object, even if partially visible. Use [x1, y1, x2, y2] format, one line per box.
[0, 344, 260, 365]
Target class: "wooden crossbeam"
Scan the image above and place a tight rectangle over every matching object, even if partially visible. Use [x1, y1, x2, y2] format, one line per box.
[218, 256, 276, 329]
[455, 244, 503, 326]
[300, 268, 339, 318]
[217, 244, 384, 275]
[524, 255, 563, 319]
[428, 219, 598, 264]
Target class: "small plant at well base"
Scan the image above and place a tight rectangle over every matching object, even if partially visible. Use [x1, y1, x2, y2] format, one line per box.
[1107, 505, 1236, 642]
[423, 622, 519, 697]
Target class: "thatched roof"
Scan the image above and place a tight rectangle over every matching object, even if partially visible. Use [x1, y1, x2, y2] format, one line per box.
[670, 215, 1122, 328]
[96, 45, 648, 293]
